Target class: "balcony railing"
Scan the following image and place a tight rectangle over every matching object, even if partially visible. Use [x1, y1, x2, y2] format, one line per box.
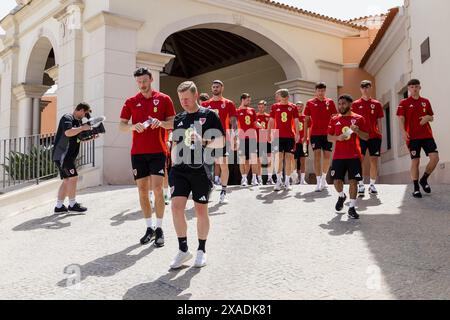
[0, 133, 95, 193]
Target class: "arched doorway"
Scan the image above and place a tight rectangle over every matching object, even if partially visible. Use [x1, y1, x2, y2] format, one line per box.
[14, 36, 58, 137]
[157, 22, 304, 185]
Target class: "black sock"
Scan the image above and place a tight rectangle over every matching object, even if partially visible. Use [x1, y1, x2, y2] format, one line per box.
[198, 239, 207, 253]
[420, 172, 430, 183]
[221, 186, 227, 193]
[178, 237, 188, 252]
[413, 180, 420, 192]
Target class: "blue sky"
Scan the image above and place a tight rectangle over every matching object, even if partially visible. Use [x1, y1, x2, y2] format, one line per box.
[0, 0, 403, 33]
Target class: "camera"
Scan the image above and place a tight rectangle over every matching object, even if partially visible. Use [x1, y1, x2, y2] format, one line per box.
[78, 112, 106, 141]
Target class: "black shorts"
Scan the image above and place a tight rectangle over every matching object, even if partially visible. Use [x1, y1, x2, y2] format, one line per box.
[294, 143, 309, 159]
[54, 159, 78, 180]
[360, 138, 382, 157]
[257, 142, 271, 157]
[311, 135, 333, 152]
[408, 138, 438, 159]
[131, 153, 166, 180]
[169, 167, 213, 204]
[273, 138, 295, 154]
[330, 159, 363, 182]
[212, 141, 231, 158]
[238, 138, 258, 160]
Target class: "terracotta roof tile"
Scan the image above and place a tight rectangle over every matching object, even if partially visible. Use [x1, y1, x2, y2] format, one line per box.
[252, 0, 367, 30]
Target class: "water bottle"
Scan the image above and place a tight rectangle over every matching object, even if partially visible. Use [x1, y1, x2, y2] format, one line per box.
[190, 124, 196, 150]
[143, 117, 155, 129]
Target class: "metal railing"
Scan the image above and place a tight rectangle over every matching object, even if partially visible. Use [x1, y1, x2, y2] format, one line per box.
[0, 133, 95, 193]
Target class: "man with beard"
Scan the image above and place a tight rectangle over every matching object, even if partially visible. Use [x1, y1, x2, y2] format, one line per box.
[201, 80, 237, 204]
[327, 95, 369, 220]
[119, 67, 176, 247]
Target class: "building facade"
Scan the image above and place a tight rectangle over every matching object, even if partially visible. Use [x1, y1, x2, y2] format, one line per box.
[2, 0, 445, 186]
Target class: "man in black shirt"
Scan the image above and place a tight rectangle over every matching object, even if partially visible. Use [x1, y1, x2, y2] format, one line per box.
[169, 81, 225, 269]
[52, 103, 93, 213]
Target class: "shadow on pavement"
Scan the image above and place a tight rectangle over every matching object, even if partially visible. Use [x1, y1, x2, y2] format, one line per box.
[295, 189, 331, 203]
[319, 213, 361, 236]
[110, 209, 142, 226]
[123, 267, 201, 300]
[56, 243, 154, 287]
[12, 213, 85, 231]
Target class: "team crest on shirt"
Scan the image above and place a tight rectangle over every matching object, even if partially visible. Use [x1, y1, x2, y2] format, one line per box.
[421, 102, 426, 107]
[331, 170, 335, 177]
[199, 118, 207, 125]
[411, 151, 417, 157]
[69, 169, 75, 175]
[133, 169, 137, 176]
[154, 100, 160, 106]
[221, 102, 226, 109]
[371, 104, 376, 109]
[326, 101, 330, 106]
[288, 107, 292, 111]
[351, 119, 357, 125]
[170, 186, 175, 195]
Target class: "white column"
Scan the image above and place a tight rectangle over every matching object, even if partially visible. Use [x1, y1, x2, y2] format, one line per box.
[136, 52, 175, 92]
[32, 97, 41, 135]
[12, 84, 50, 137]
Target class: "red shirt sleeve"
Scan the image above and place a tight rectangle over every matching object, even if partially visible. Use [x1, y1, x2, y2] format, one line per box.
[396, 100, 406, 117]
[228, 101, 237, 118]
[327, 118, 335, 136]
[120, 99, 132, 120]
[329, 100, 337, 115]
[377, 102, 384, 119]
[164, 95, 176, 119]
[292, 105, 299, 119]
[304, 103, 311, 116]
[270, 105, 275, 118]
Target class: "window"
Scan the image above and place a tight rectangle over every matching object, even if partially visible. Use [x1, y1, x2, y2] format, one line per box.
[421, 37, 431, 64]
[384, 103, 392, 151]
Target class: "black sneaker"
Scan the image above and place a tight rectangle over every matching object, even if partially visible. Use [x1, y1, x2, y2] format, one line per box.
[348, 207, 360, 220]
[54, 205, 68, 214]
[140, 227, 155, 245]
[154, 227, 165, 247]
[68, 203, 87, 213]
[335, 194, 347, 212]
[419, 179, 431, 194]
[412, 190, 423, 198]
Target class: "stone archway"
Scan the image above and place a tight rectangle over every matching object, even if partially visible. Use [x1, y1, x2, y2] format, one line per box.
[151, 14, 305, 81]
[13, 36, 58, 137]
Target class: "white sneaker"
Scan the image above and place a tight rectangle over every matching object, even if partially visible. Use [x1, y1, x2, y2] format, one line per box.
[241, 177, 248, 187]
[214, 178, 221, 186]
[369, 184, 378, 195]
[251, 177, 259, 186]
[257, 176, 263, 185]
[267, 178, 274, 185]
[291, 172, 299, 185]
[219, 191, 227, 204]
[315, 180, 322, 192]
[321, 176, 329, 190]
[358, 184, 365, 196]
[170, 250, 193, 269]
[284, 181, 292, 191]
[274, 180, 283, 191]
[300, 180, 308, 185]
[193, 250, 207, 268]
